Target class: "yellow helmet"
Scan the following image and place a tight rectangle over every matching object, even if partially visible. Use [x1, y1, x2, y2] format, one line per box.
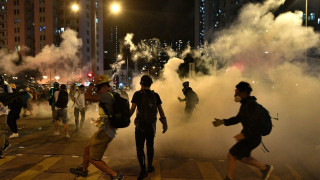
[25, 87, 31, 92]
[94, 75, 111, 85]
[9, 83, 16, 89]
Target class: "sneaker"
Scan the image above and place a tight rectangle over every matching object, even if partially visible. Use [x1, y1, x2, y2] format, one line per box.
[9, 133, 19, 138]
[137, 170, 148, 180]
[70, 167, 88, 177]
[54, 131, 59, 135]
[111, 171, 123, 180]
[66, 134, 70, 138]
[147, 165, 155, 173]
[261, 164, 273, 180]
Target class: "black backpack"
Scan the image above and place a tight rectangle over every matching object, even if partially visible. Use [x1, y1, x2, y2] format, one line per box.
[256, 103, 272, 136]
[137, 90, 158, 126]
[190, 90, 199, 105]
[55, 91, 68, 108]
[100, 92, 130, 128]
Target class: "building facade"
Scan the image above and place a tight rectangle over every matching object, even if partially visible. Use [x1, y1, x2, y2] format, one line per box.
[1, 0, 104, 80]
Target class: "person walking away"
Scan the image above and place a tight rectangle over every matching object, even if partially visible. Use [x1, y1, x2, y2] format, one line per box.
[130, 75, 168, 180]
[178, 81, 199, 119]
[212, 81, 273, 180]
[7, 84, 24, 138]
[54, 84, 70, 138]
[0, 74, 13, 158]
[74, 85, 86, 131]
[48, 82, 60, 123]
[69, 75, 123, 179]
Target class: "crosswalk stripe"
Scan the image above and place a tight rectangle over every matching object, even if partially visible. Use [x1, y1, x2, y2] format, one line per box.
[77, 159, 110, 180]
[197, 161, 223, 180]
[150, 159, 161, 180]
[0, 155, 16, 165]
[12, 156, 62, 180]
[285, 163, 303, 180]
[246, 165, 281, 180]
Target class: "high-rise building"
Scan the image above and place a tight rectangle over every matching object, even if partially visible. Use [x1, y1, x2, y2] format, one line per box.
[6, 0, 35, 56]
[0, 1, 8, 50]
[1, 0, 105, 80]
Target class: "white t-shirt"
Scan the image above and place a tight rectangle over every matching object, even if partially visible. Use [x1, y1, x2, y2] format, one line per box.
[74, 91, 85, 108]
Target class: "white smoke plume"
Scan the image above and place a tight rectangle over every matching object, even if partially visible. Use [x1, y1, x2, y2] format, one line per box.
[107, 0, 320, 177]
[0, 29, 83, 84]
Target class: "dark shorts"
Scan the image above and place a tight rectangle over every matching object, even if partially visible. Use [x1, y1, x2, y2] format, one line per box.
[229, 137, 261, 160]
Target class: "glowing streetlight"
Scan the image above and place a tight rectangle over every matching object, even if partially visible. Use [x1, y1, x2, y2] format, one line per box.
[43, 76, 48, 80]
[110, 3, 121, 14]
[54, 76, 60, 80]
[71, 3, 80, 12]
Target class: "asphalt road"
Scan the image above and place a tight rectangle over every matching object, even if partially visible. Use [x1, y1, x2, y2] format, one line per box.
[1, 115, 319, 180]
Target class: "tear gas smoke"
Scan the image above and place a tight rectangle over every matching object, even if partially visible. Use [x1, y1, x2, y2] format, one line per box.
[0, 29, 83, 84]
[108, 0, 320, 176]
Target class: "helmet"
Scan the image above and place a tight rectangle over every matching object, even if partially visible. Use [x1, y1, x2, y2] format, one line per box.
[53, 82, 59, 89]
[9, 84, 16, 89]
[25, 87, 31, 92]
[182, 81, 189, 87]
[94, 75, 111, 85]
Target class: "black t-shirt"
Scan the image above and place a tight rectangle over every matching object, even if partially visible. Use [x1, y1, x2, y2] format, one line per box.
[131, 89, 162, 106]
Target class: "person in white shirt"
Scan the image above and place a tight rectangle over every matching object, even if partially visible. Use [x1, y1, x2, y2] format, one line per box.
[0, 74, 13, 158]
[73, 85, 86, 130]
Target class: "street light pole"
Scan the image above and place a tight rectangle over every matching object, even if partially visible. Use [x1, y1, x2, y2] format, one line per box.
[90, 0, 97, 77]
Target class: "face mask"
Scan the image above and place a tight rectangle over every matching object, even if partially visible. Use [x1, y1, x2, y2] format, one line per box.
[234, 95, 242, 102]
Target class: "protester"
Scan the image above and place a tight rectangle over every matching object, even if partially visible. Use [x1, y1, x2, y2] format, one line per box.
[73, 85, 86, 130]
[178, 81, 199, 118]
[54, 84, 70, 138]
[7, 84, 24, 138]
[212, 81, 273, 180]
[130, 75, 168, 180]
[48, 82, 59, 123]
[70, 75, 123, 179]
[0, 74, 13, 158]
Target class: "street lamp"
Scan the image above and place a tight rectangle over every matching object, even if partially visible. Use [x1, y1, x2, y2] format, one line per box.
[110, 3, 121, 14]
[43, 76, 48, 80]
[54, 76, 60, 81]
[71, 3, 80, 12]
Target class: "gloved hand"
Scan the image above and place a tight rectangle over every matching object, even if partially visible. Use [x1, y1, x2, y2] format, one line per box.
[212, 118, 224, 127]
[178, 97, 182, 102]
[160, 117, 168, 133]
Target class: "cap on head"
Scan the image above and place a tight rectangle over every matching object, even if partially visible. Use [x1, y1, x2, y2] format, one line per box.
[79, 84, 85, 89]
[54, 82, 59, 89]
[236, 81, 252, 94]
[140, 75, 153, 87]
[183, 81, 189, 87]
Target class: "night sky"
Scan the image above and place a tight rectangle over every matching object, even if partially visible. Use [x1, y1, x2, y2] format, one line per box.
[104, 0, 195, 43]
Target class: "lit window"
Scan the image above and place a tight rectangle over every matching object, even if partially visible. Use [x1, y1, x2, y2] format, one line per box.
[61, 27, 64, 32]
[318, 18, 320, 24]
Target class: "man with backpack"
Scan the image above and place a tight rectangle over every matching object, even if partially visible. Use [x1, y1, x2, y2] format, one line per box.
[178, 81, 199, 118]
[54, 84, 70, 138]
[212, 81, 273, 180]
[130, 75, 168, 180]
[70, 75, 123, 179]
[48, 82, 59, 123]
[73, 85, 86, 131]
